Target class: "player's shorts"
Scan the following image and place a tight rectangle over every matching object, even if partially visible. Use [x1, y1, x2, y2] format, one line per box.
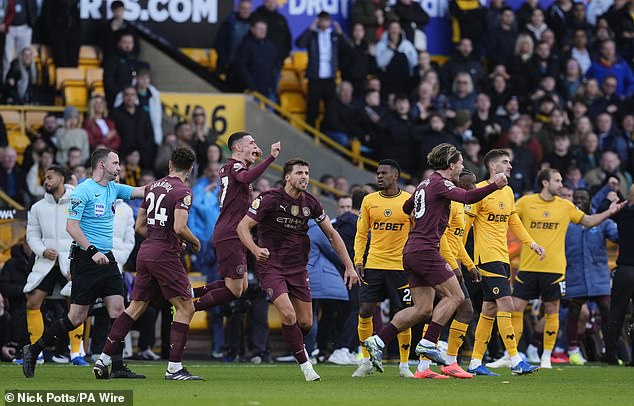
[33, 266, 68, 294]
[359, 269, 411, 308]
[404, 250, 455, 288]
[216, 239, 248, 280]
[131, 257, 192, 302]
[69, 250, 123, 306]
[258, 265, 311, 303]
[513, 270, 565, 302]
[478, 261, 512, 301]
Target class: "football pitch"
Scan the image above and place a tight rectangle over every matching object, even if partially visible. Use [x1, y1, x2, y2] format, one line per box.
[1, 362, 633, 405]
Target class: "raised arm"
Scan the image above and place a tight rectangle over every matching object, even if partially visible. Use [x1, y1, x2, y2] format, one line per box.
[580, 200, 627, 228]
[233, 143, 280, 184]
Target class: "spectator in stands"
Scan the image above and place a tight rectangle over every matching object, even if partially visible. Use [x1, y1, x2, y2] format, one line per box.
[84, 95, 121, 151]
[375, 20, 417, 98]
[546, 0, 573, 45]
[544, 133, 574, 176]
[65, 147, 83, 172]
[120, 150, 141, 187]
[422, 70, 452, 117]
[527, 41, 561, 94]
[589, 75, 622, 119]
[41, 0, 80, 67]
[587, 40, 634, 98]
[585, 150, 632, 196]
[442, 38, 485, 94]
[0, 147, 31, 207]
[357, 88, 385, 156]
[103, 31, 142, 108]
[114, 67, 162, 145]
[572, 115, 593, 147]
[54, 106, 89, 166]
[0, 240, 31, 348]
[3, 46, 38, 104]
[495, 94, 521, 131]
[566, 2, 592, 41]
[449, 72, 476, 113]
[462, 136, 486, 180]
[252, 0, 292, 64]
[26, 147, 54, 199]
[153, 133, 178, 177]
[235, 19, 280, 101]
[295, 12, 351, 128]
[489, 71, 512, 115]
[559, 58, 584, 103]
[341, 23, 376, 98]
[567, 29, 592, 75]
[1, 0, 36, 81]
[419, 112, 456, 169]
[99, 0, 139, 62]
[564, 165, 586, 190]
[411, 51, 440, 90]
[322, 81, 361, 147]
[37, 113, 59, 151]
[449, 0, 487, 45]
[574, 132, 600, 175]
[111, 86, 156, 169]
[538, 107, 570, 155]
[524, 7, 548, 42]
[214, 0, 252, 77]
[191, 105, 217, 147]
[335, 176, 351, 195]
[517, 0, 541, 29]
[197, 142, 223, 178]
[471, 92, 501, 151]
[503, 124, 535, 194]
[595, 112, 630, 166]
[393, 0, 429, 51]
[485, 7, 518, 69]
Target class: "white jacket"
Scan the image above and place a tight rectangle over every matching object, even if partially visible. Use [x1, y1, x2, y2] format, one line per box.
[375, 32, 418, 74]
[24, 185, 74, 294]
[112, 200, 135, 273]
[114, 83, 163, 144]
[26, 163, 44, 198]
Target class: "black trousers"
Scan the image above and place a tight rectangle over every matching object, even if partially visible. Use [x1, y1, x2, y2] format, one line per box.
[605, 265, 634, 359]
[306, 78, 335, 127]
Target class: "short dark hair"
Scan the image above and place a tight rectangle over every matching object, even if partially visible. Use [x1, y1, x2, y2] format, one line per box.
[47, 165, 69, 183]
[136, 67, 151, 78]
[337, 194, 352, 202]
[317, 11, 331, 19]
[283, 158, 310, 176]
[68, 146, 81, 154]
[91, 148, 113, 170]
[364, 182, 379, 192]
[378, 159, 401, 177]
[536, 168, 559, 188]
[111, 0, 124, 11]
[171, 146, 196, 172]
[174, 121, 190, 133]
[460, 168, 475, 178]
[227, 131, 251, 150]
[483, 149, 510, 171]
[352, 190, 366, 210]
[427, 143, 462, 170]
[573, 187, 590, 197]
[251, 17, 267, 27]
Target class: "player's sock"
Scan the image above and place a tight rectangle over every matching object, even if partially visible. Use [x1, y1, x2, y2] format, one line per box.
[377, 323, 399, 347]
[32, 316, 75, 354]
[567, 311, 579, 349]
[511, 311, 524, 347]
[397, 328, 412, 364]
[422, 321, 443, 345]
[471, 314, 495, 363]
[543, 313, 559, 352]
[27, 309, 44, 344]
[110, 318, 128, 371]
[358, 315, 373, 359]
[281, 323, 309, 364]
[168, 322, 190, 364]
[497, 311, 519, 357]
[447, 320, 469, 362]
[194, 286, 236, 311]
[102, 313, 135, 358]
[167, 362, 183, 374]
[193, 280, 225, 298]
[417, 358, 431, 372]
[69, 323, 84, 358]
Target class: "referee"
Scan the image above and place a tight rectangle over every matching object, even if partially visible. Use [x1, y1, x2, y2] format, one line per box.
[23, 148, 145, 378]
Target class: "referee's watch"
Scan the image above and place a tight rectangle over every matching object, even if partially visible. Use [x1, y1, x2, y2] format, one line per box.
[87, 245, 99, 256]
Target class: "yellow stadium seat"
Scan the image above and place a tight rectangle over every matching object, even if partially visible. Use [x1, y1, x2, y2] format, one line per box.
[90, 85, 105, 97]
[283, 56, 293, 70]
[79, 45, 100, 67]
[56, 67, 84, 90]
[292, 51, 308, 72]
[277, 70, 302, 93]
[39, 45, 52, 64]
[181, 48, 211, 68]
[289, 113, 306, 131]
[280, 91, 306, 114]
[430, 55, 449, 66]
[8, 130, 30, 156]
[63, 83, 88, 108]
[26, 111, 47, 130]
[0, 110, 20, 130]
[209, 48, 218, 71]
[86, 68, 103, 88]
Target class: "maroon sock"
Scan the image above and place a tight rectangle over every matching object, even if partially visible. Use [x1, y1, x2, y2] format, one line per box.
[102, 313, 135, 356]
[377, 322, 399, 347]
[531, 331, 543, 347]
[423, 321, 443, 344]
[567, 313, 579, 348]
[193, 280, 226, 298]
[281, 323, 308, 364]
[168, 321, 190, 363]
[194, 286, 236, 311]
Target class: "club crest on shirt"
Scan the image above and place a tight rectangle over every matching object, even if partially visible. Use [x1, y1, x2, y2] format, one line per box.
[291, 205, 299, 216]
[443, 180, 455, 189]
[251, 198, 261, 209]
[302, 207, 310, 217]
[493, 287, 500, 295]
[544, 211, 550, 218]
[499, 202, 505, 209]
[266, 288, 274, 300]
[384, 209, 392, 217]
[236, 264, 245, 275]
[183, 195, 192, 206]
[233, 163, 242, 170]
[445, 263, 453, 273]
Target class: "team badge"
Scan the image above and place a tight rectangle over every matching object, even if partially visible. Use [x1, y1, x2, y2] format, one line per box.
[291, 205, 299, 216]
[384, 209, 392, 217]
[443, 180, 455, 189]
[445, 263, 453, 273]
[183, 195, 192, 206]
[465, 205, 471, 211]
[94, 203, 105, 217]
[499, 202, 505, 209]
[236, 264, 245, 275]
[266, 288, 274, 299]
[233, 163, 242, 170]
[302, 207, 311, 216]
[493, 287, 500, 295]
[251, 198, 261, 209]
[544, 211, 550, 218]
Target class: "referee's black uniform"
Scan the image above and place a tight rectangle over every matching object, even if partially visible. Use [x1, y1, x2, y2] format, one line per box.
[605, 204, 634, 363]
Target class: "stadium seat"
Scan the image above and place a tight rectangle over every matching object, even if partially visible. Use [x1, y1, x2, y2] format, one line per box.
[55, 67, 84, 90]
[63, 82, 88, 108]
[431, 55, 449, 66]
[79, 45, 101, 67]
[277, 70, 302, 93]
[86, 68, 104, 89]
[25, 111, 47, 130]
[283, 56, 293, 70]
[8, 130, 30, 160]
[292, 51, 308, 73]
[90, 85, 105, 97]
[38, 44, 52, 65]
[209, 48, 218, 71]
[0, 110, 20, 130]
[181, 48, 212, 68]
[279, 91, 306, 114]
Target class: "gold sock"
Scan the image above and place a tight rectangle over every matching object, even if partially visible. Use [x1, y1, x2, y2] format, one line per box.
[447, 320, 469, 357]
[397, 328, 412, 363]
[511, 311, 524, 347]
[543, 313, 559, 351]
[27, 309, 44, 344]
[358, 316, 373, 358]
[497, 311, 518, 357]
[69, 323, 84, 355]
[472, 314, 494, 361]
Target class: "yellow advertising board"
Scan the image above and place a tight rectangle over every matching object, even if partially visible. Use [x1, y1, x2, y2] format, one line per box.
[160, 93, 245, 144]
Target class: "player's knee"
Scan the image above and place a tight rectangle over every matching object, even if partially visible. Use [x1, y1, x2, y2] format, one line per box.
[298, 319, 312, 334]
[543, 301, 559, 315]
[279, 309, 297, 325]
[456, 300, 473, 321]
[26, 297, 41, 310]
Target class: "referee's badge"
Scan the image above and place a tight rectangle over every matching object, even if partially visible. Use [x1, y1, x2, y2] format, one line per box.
[384, 209, 392, 217]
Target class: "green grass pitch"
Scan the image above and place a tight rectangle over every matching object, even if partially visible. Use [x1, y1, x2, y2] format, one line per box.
[2, 362, 634, 405]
